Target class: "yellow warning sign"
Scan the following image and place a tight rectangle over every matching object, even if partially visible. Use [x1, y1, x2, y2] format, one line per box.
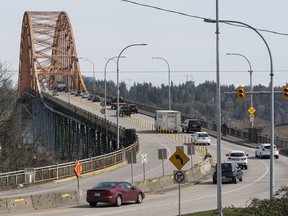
[248, 106, 256, 115]
[169, 148, 189, 170]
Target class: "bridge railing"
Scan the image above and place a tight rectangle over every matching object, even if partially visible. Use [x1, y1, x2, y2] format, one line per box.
[0, 139, 139, 190]
[134, 103, 288, 148]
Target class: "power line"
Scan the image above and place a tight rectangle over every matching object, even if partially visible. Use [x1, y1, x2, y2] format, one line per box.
[121, 0, 288, 36]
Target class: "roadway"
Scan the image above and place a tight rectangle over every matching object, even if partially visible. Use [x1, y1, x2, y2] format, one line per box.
[1, 92, 288, 215]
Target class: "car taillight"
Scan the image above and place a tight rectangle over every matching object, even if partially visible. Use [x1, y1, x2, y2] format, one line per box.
[228, 157, 234, 160]
[241, 157, 247, 160]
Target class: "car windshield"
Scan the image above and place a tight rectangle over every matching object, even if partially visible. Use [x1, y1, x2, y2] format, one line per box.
[215, 163, 234, 173]
[93, 182, 117, 189]
[188, 120, 200, 125]
[230, 152, 245, 157]
[198, 133, 208, 138]
[263, 145, 276, 150]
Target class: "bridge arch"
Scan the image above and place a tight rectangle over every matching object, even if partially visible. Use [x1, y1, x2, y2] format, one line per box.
[18, 11, 87, 96]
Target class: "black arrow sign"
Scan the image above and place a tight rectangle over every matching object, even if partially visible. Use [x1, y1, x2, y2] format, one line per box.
[175, 155, 183, 164]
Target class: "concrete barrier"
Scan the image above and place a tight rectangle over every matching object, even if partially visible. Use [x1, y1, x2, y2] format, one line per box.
[6, 196, 34, 213]
[55, 191, 80, 207]
[159, 175, 174, 189]
[200, 159, 212, 175]
[148, 178, 163, 192]
[134, 180, 152, 193]
[0, 198, 8, 214]
[31, 193, 57, 210]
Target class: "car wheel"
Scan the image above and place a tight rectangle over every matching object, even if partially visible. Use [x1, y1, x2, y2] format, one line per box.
[245, 165, 248, 170]
[89, 202, 97, 207]
[239, 177, 243, 182]
[233, 178, 237, 184]
[275, 155, 279, 159]
[136, 193, 143, 203]
[115, 195, 122, 207]
[255, 152, 258, 158]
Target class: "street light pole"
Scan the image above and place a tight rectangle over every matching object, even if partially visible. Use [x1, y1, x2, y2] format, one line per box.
[116, 44, 147, 150]
[104, 56, 125, 120]
[205, 18, 275, 199]
[152, 57, 171, 110]
[226, 53, 254, 128]
[79, 57, 95, 93]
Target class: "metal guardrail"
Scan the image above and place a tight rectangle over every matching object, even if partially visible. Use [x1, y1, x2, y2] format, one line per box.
[0, 139, 139, 190]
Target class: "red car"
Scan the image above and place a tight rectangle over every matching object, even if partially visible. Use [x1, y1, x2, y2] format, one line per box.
[86, 181, 145, 207]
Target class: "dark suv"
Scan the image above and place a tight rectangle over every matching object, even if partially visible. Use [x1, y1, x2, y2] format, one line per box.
[118, 106, 131, 117]
[213, 162, 243, 184]
[181, 119, 201, 133]
[128, 104, 138, 114]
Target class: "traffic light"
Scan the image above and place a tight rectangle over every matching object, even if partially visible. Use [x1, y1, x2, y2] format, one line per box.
[237, 86, 246, 101]
[283, 86, 288, 99]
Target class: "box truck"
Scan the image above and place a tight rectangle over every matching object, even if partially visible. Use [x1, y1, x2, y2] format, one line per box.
[154, 110, 181, 133]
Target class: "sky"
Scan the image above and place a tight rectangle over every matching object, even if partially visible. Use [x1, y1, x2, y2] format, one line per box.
[1, 0, 288, 88]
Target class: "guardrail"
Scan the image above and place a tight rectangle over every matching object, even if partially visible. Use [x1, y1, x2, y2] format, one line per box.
[0, 139, 139, 190]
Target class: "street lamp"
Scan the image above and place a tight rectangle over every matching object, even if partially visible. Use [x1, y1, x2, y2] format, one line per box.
[116, 44, 147, 150]
[104, 56, 126, 120]
[151, 57, 171, 110]
[226, 53, 254, 128]
[205, 18, 275, 203]
[79, 57, 95, 93]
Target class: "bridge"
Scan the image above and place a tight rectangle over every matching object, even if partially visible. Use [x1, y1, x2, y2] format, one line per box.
[0, 11, 140, 188]
[2, 10, 288, 186]
[1, 11, 288, 215]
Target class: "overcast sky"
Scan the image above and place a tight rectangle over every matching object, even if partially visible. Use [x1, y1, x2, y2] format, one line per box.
[1, 0, 288, 88]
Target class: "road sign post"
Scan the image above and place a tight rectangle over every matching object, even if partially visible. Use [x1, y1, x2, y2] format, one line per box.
[141, 154, 147, 180]
[73, 160, 82, 190]
[187, 145, 195, 168]
[170, 149, 189, 216]
[158, 149, 167, 176]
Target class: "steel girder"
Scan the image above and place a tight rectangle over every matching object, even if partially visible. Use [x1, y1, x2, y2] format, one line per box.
[18, 11, 87, 97]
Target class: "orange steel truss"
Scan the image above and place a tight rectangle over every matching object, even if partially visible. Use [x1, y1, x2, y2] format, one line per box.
[18, 11, 87, 96]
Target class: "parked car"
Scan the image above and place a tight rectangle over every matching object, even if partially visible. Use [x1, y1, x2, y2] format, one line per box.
[191, 132, 210, 145]
[213, 162, 243, 184]
[226, 150, 249, 169]
[181, 119, 202, 133]
[255, 143, 279, 159]
[86, 181, 145, 207]
[128, 104, 138, 114]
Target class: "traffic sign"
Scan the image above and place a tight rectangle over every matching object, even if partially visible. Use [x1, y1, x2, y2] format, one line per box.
[73, 160, 82, 178]
[248, 106, 256, 115]
[173, 170, 187, 184]
[100, 108, 105, 114]
[141, 154, 148, 163]
[169, 148, 189, 170]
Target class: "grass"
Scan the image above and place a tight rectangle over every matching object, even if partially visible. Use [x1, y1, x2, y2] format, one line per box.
[182, 208, 240, 216]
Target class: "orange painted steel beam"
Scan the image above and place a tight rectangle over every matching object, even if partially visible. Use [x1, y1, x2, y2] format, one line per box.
[18, 11, 87, 97]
